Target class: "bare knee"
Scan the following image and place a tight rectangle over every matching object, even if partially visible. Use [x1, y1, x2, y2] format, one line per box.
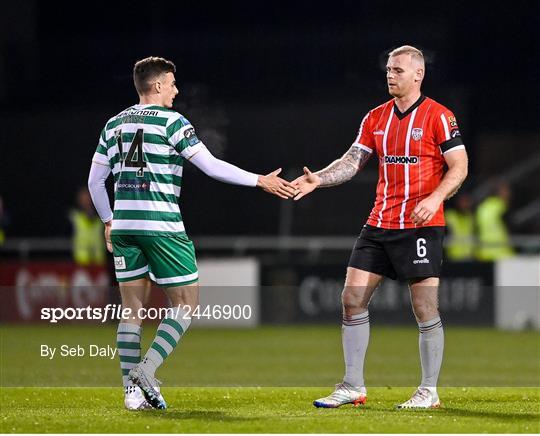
[341, 268, 381, 316]
[412, 300, 438, 322]
[120, 292, 144, 312]
[165, 283, 199, 310]
[341, 287, 369, 315]
[342, 286, 371, 316]
[409, 277, 439, 322]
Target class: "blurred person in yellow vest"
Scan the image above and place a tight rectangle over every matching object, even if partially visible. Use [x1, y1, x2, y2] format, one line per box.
[475, 182, 515, 261]
[70, 187, 106, 265]
[444, 192, 475, 260]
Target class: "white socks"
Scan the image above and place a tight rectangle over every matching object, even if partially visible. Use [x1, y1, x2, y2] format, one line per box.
[418, 316, 444, 389]
[117, 322, 141, 387]
[342, 311, 370, 388]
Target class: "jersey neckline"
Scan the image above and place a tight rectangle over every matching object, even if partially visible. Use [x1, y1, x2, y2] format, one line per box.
[130, 103, 175, 112]
[393, 94, 426, 120]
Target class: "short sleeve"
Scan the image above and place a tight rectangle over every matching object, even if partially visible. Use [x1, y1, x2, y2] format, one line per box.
[92, 128, 110, 166]
[352, 112, 375, 153]
[436, 109, 465, 154]
[167, 114, 205, 159]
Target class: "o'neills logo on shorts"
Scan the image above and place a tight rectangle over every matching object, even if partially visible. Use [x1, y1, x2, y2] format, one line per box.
[384, 155, 419, 164]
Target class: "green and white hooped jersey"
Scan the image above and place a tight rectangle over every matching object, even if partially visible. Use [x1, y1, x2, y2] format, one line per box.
[92, 104, 204, 236]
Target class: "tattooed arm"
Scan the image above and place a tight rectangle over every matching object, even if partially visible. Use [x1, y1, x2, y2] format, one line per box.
[291, 145, 372, 200]
[317, 145, 372, 187]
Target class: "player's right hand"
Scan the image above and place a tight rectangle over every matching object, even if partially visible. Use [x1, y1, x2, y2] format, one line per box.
[257, 168, 297, 199]
[291, 167, 321, 201]
[104, 221, 113, 253]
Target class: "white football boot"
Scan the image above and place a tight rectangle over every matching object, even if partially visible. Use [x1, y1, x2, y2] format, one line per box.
[128, 365, 167, 410]
[124, 385, 152, 410]
[153, 385, 166, 409]
[313, 382, 367, 408]
[397, 387, 440, 409]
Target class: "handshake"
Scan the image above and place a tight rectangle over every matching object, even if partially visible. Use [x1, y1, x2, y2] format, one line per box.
[257, 167, 319, 201]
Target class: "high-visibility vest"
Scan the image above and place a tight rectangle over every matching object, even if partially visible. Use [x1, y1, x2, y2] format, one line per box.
[70, 210, 105, 266]
[445, 209, 475, 260]
[475, 196, 515, 261]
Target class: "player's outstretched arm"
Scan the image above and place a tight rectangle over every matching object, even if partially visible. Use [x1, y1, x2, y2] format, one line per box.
[188, 147, 296, 199]
[292, 145, 372, 201]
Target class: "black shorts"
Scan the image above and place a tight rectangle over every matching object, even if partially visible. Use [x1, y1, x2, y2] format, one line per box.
[348, 224, 445, 280]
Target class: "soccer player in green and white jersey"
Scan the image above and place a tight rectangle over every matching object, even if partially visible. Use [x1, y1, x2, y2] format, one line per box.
[87, 57, 295, 410]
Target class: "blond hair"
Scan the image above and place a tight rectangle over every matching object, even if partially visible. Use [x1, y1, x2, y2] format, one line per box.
[388, 45, 425, 67]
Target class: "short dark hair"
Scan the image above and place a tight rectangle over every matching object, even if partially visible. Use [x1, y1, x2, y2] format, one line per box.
[133, 56, 176, 95]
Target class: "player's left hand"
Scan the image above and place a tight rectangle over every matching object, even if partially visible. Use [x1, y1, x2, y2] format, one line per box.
[104, 221, 113, 253]
[410, 194, 443, 226]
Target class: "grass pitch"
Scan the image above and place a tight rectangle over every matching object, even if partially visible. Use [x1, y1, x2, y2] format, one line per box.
[1, 387, 538, 433]
[1, 324, 539, 432]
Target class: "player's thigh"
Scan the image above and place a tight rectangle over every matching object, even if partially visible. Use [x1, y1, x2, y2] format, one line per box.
[137, 234, 199, 288]
[385, 226, 445, 281]
[111, 234, 150, 283]
[348, 225, 398, 281]
[345, 226, 393, 309]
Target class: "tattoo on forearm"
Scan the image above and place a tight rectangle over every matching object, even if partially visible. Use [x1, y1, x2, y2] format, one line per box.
[317, 146, 371, 187]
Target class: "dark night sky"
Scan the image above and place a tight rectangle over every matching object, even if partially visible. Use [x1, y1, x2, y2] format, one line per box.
[1, 1, 539, 237]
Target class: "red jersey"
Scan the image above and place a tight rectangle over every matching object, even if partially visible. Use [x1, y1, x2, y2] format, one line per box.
[355, 95, 465, 229]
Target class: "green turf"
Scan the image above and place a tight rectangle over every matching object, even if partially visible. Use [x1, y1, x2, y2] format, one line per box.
[1, 325, 539, 387]
[1, 387, 539, 433]
[1, 325, 539, 432]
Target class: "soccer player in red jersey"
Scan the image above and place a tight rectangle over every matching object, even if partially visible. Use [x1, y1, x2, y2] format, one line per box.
[292, 45, 468, 409]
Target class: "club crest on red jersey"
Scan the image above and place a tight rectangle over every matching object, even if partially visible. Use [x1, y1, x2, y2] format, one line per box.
[411, 128, 423, 141]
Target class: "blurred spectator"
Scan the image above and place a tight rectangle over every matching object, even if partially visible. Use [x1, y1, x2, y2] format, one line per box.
[475, 182, 515, 261]
[69, 186, 106, 266]
[445, 193, 475, 261]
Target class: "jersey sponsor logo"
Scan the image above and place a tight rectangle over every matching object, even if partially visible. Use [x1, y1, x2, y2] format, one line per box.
[448, 116, 458, 127]
[119, 109, 159, 118]
[413, 258, 430, 264]
[117, 179, 150, 192]
[114, 256, 126, 270]
[384, 155, 419, 164]
[411, 127, 423, 141]
[184, 127, 200, 146]
[451, 128, 461, 138]
[373, 130, 385, 135]
[120, 114, 145, 125]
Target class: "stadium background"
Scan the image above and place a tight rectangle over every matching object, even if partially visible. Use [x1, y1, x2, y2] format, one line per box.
[0, 2, 539, 433]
